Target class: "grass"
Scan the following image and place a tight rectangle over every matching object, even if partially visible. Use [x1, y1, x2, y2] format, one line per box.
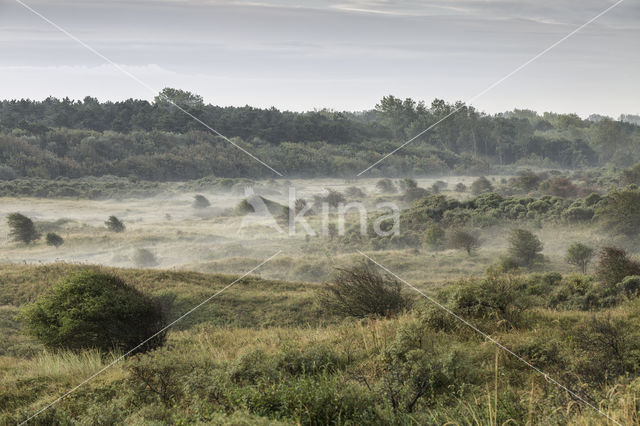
[2, 263, 640, 424]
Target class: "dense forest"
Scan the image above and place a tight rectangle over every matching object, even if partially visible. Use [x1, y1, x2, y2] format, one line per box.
[1, 88, 639, 180]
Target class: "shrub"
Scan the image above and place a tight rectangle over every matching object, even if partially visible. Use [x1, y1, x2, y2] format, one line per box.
[451, 275, 527, 327]
[596, 186, 640, 237]
[540, 177, 577, 197]
[470, 176, 493, 195]
[515, 170, 542, 191]
[507, 229, 543, 267]
[7, 213, 40, 244]
[0, 165, 17, 180]
[105, 215, 125, 232]
[192, 194, 211, 208]
[423, 224, 445, 250]
[313, 189, 345, 207]
[448, 229, 480, 255]
[399, 178, 418, 190]
[563, 206, 594, 222]
[45, 232, 64, 248]
[565, 242, 594, 274]
[318, 263, 412, 318]
[127, 350, 186, 406]
[345, 186, 365, 198]
[279, 344, 343, 376]
[20, 271, 165, 352]
[454, 182, 466, 192]
[572, 315, 640, 383]
[402, 187, 430, 203]
[376, 178, 397, 194]
[382, 322, 475, 412]
[596, 246, 640, 288]
[132, 248, 158, 267]
[618, 275, 640, 298]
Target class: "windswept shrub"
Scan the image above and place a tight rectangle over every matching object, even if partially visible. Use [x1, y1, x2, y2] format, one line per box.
[318, 263, 412, 318]
[20, 271, 166, 352]
[105, 215, 125, 232]
[7, 212, 40, 244]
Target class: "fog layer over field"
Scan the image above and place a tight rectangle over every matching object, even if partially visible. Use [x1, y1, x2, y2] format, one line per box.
[0, 175, 610, 286]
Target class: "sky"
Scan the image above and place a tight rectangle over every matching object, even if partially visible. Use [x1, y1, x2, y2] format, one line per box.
[0, 0, 638, 117]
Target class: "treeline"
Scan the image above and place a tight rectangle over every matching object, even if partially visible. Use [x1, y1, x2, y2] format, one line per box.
[1, 89, 639, 179]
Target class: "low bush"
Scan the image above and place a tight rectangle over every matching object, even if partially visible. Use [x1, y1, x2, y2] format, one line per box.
[318, 263, 412, 318]
[20, 271, 166, 352]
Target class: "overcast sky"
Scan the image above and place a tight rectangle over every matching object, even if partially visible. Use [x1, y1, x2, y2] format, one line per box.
[0, 0, 638, 116]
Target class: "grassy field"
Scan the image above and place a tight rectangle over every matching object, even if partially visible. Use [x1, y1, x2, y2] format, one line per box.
[4, 174, 640, 424]
[2, 262, 640, 425]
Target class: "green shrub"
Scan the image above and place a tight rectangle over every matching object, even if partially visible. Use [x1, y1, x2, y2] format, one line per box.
[571, 315, 640, 383]
[563, 207, 594, 222]
[507, 229, 543, 267]
[451, 275, 528, 327]
[244, 375, 379, 424]
[596, 186, 640, 237]
[382, 321, 476, 412]
[127, 350, 187, 406]
[279, 344, 343, 376]
[20, 271, 165, 352]
[596, 246, 640, 288]
[318, 263, 412, 318]
[423, 224, 445, 250]
[618, 275, 640, 298]
[565, 242, 594, 274]
[470, 176, 493, 195]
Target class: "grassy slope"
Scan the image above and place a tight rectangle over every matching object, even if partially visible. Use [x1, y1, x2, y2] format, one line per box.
[2, 264, 640, 425]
